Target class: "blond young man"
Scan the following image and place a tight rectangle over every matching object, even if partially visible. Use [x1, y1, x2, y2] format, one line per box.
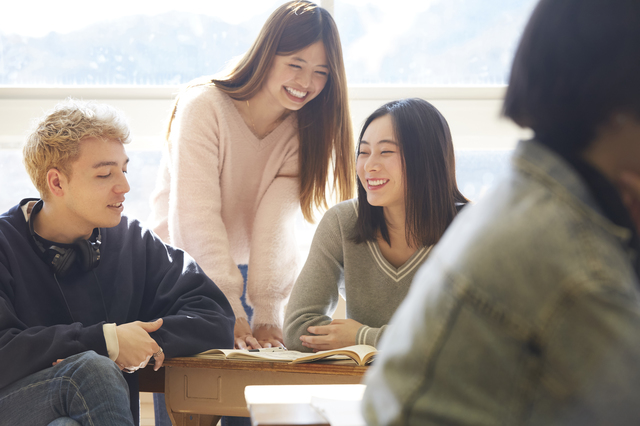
[0, 100, 234, 426]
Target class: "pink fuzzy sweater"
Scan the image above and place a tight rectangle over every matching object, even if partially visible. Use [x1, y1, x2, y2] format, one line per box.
[149, 84, 300, 327]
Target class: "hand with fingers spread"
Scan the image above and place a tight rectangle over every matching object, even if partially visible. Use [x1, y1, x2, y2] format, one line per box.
[300, 319, 363, 351]
[115, 318, 163, 372]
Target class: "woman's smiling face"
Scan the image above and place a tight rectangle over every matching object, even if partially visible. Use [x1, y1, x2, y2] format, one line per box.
[357, 114, 405, 210]
[262, 41, 329, 112]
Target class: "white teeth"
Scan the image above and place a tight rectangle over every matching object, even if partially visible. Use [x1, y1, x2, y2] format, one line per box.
[285, 87, 307, 98]
[109, 203, 122, 207]
[368, 179, 387, 186]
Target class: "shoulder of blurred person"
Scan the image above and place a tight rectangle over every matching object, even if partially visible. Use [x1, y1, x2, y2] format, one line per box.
[363, 139, 640, 425]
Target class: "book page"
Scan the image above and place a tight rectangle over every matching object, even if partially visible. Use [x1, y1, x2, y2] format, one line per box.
[292, 345, 377, 365]
[196, 345, 376, 364]
[196, 349, 308, 362]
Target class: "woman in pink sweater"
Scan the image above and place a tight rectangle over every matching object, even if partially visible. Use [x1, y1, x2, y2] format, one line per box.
[149, 1, 354, 352]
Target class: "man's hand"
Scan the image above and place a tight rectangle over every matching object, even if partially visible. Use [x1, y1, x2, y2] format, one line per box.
[152, 348, 165, 371]
[301, 319, 363, 351]
[253, 324, 284, 349]
[234, 317, 260, 349]
[115, 319, 163, 371]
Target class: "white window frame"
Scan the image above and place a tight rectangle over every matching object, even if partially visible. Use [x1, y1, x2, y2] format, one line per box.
[0, 85, 529, 151]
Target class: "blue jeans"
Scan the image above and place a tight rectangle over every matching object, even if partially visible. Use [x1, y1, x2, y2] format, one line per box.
[154, 265, 252, 426]
[0, 350, 134, 426]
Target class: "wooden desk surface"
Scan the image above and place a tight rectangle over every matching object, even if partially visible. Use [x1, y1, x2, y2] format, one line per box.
[164, 357, 367, 376]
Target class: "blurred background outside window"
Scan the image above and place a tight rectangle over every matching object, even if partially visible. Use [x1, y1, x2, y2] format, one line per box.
[0, 0, 536, 234]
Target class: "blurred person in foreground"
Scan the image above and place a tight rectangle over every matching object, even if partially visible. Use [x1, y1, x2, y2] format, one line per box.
[363, 0, 640, 424]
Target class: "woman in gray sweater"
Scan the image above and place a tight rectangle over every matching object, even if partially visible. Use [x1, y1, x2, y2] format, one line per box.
[284, 98, 468, 351]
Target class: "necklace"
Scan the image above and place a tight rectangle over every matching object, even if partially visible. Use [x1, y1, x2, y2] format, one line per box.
[246, 100, 258, 136]
[246, 99, 289, 139]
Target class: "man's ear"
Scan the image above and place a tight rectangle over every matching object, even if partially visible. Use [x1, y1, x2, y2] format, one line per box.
[46, 168, 66, 198]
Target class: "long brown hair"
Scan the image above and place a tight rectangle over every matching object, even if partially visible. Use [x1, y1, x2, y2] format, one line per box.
[354, 99, 468, 248]
[166, 1, 354, 222]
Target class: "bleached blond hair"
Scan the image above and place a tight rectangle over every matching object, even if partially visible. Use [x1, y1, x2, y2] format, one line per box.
[23, 99, 131, 198]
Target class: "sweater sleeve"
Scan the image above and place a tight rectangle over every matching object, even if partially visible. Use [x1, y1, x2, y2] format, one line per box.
[163, 88, 247, 321]
[135, 227, 235, 357]
[246, 148, 301, 327]
[355, 325, 386, 347]
[283, 207, 345, 352]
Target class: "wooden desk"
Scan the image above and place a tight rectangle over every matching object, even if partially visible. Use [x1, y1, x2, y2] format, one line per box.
[159, 357, 367, 426]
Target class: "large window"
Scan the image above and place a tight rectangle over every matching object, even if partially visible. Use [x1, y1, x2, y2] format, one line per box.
[0, 0, 535, 242]
[1, 1, 285, 85]
[1, 0, 537, 85]
[336, 0, 537, 84]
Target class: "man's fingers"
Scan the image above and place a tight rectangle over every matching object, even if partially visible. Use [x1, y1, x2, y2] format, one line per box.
[153, 353, 166, 371]
[141, 355, 151, 369]
[139, 318, 163, 333]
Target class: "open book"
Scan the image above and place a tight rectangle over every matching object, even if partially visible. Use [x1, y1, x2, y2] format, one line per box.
[195, 344, 376, 366]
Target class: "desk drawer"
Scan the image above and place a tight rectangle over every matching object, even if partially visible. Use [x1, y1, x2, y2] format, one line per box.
[165, 366, 363, 417]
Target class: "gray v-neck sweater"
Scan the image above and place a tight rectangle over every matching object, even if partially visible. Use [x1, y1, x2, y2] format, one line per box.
[284, 200, 432, 351]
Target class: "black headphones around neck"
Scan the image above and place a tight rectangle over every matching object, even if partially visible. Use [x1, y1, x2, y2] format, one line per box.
[28, 200, 102, 278]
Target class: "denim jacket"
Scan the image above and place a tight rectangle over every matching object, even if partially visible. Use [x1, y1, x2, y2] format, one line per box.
[363, 140, 640, 425]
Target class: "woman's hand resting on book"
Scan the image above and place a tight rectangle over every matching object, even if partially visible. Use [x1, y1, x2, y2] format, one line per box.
[234, 318, 284, 349]
[234, 318, 260, 349]
[253, 324, 284, 349]
[301, 319, 363, 351]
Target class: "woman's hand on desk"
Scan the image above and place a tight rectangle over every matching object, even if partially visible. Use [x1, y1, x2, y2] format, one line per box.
[253, 324, 284, 349]
[301, 319, 363, 351]
[235, 318, 285, 349]
[235, 317, 261, 349]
